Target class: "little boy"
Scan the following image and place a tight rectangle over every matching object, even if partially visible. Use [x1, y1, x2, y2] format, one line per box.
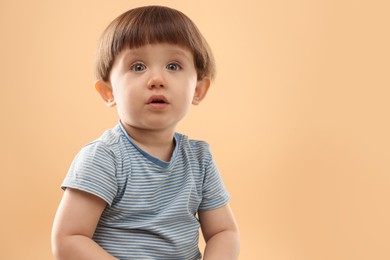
[52, 5, 239, 260]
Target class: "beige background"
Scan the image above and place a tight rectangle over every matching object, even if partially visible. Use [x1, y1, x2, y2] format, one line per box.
[1, 0, 389, 259]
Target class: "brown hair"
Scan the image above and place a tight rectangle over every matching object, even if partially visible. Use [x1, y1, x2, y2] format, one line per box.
[95, 5, 216, 81]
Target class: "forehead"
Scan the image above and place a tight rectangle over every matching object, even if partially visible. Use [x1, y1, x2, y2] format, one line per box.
[118, 43, 194, 62]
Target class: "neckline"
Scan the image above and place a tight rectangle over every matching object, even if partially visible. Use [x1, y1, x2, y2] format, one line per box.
[118, 123, 181, 169]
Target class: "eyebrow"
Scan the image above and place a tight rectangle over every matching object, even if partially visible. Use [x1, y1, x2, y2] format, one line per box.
[168, 48, 192, 60]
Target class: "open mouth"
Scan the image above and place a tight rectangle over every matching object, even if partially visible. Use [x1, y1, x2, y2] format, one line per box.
[151, 99, 166, 104]
[147, 95, 169, 105]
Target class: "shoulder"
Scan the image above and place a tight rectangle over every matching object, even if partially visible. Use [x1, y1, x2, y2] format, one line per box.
[63, 126, 124, 205]
[76, 124, 126, 162]
[176, 133, 213, 164]
[95, 124, 124, 147]
[177, 133, 210, 150]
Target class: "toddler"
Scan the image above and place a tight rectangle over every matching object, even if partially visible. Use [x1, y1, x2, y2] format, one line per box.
[52, 5, 240, 260]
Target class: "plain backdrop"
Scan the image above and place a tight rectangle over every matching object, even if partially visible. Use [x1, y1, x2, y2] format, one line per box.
[1, 0, 389, 259]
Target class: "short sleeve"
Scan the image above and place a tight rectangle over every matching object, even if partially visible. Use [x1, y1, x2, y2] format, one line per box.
[198, 149, 231, 211]
[62, 141, 118, 206]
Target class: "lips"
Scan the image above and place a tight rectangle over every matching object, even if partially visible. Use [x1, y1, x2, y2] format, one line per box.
[146, 95, 169, 104]
[146, 95, 169, 109]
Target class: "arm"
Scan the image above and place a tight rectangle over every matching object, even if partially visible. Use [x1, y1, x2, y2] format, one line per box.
[51, 188, 118, 260]
[199, 203, 240, 260]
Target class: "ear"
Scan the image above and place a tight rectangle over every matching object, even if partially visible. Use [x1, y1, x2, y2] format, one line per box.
[192, 77, 211, 105]
[95, 80, 116, 107]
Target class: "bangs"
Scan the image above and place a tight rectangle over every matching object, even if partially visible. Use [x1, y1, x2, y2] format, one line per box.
[115, 7, 196, 50]
[96, 6, 215, 81]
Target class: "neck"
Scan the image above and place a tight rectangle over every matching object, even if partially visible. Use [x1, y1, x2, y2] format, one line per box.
[121, 122, 176, 162]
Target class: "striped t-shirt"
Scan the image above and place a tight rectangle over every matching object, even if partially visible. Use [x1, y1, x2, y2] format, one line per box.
[62, 123, 230, 259]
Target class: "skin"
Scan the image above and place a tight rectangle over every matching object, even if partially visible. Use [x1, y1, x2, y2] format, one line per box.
[51, 43, 240, 259]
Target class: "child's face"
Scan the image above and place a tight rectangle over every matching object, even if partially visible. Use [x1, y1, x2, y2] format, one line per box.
[100, 43, 209, 132]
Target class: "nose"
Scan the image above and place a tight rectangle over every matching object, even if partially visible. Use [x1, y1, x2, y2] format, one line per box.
[147, 72, 165, 89]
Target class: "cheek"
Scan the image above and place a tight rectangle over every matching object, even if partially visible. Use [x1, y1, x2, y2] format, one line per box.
[112, 85, 136, 112]
[179, 89, 196, 107]
[183, 78, 198, 98]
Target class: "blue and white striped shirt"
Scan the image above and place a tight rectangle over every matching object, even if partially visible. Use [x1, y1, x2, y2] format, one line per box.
[62, 123, 230, 259]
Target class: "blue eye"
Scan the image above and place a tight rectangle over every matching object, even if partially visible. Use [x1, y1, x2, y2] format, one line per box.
[131, 63, 146, 71]
[166, 63, 181, 71]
